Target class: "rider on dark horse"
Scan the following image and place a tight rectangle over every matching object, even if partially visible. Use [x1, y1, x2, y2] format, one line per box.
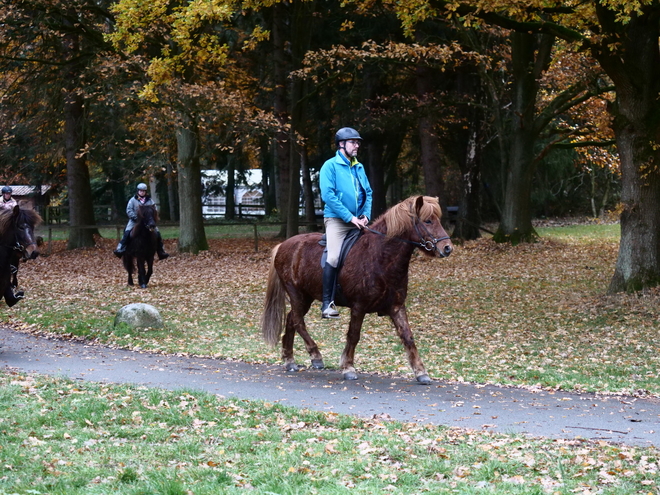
[1, 186, 21, 299]
[114, 183, 169, 260]
[319, 127, 373, 319]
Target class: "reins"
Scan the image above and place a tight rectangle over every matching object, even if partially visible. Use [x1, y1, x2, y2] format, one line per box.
[364, 217, 451, 256]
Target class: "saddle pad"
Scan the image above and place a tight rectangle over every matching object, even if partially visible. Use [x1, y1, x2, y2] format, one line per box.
[319, 227, 363, 270]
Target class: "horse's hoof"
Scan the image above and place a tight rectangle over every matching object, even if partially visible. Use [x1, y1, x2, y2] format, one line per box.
[343, 371, 358, 380]
[311, 359, 324, 369]
[416, 374, 432, 385]
[286, 363, 300, 372]
[140, 284, 147, 289]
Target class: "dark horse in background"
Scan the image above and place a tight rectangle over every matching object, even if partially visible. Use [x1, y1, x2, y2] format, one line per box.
[0, 206, 41, 307]
[261, 196, 453, 384]
[121, 205, 158, 288]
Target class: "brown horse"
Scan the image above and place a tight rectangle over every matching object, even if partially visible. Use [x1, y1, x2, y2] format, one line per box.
[261, 195, 453, 384]
[0, 206, 41, 307]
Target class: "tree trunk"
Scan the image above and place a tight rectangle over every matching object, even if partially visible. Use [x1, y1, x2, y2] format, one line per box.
[416, 65, 446, 207]
[260, 136, 276, 217]
[176, 124, 208, 254]
[593, 9, 660, 292]
[225, 155, 236, 220]
[454, 120, 482, 240]
[272, 2, 291, 238]
[300, 145, 318, 231]
[65, 87, 97, 249]
[62, 29, 97, 249]
[166, 160, 178, 222]
[365, 137, 387, 219]
[494, 32, 553, 244]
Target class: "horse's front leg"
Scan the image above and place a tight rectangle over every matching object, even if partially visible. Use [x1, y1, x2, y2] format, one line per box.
[389, 304, 431, 384]
[144, 257, 154, 287]
[340, 308, 366, 380]
[137, 257, 147, 288]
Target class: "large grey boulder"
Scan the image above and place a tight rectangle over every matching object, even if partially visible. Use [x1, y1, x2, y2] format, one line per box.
[114, 303, 163, 329]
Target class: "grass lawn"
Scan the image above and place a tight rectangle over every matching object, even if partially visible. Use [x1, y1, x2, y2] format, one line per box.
[0, 370, 657, 495]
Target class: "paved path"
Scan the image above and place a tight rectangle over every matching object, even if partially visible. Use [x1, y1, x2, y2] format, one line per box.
[1, 328, 658, 447]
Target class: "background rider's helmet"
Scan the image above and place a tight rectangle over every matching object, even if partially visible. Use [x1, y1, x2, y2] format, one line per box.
[2, 186, 12, 194]
[335, 127, 362, 147]
[137, 183, 148, 191]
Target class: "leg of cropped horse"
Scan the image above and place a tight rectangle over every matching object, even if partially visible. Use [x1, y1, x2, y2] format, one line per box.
[389, 305, 431, 384]
[3, 284, 23, 307]
[339, 308, 366, 380]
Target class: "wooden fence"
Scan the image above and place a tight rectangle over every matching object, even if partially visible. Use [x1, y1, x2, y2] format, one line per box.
[40, 220, 323, 255]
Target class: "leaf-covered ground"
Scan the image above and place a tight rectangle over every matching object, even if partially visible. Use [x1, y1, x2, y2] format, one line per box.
[3, 230, 660, 397]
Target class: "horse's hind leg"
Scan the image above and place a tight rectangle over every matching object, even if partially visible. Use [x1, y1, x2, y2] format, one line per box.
[294, 299, 324, 369]
[339, 309, 366, 380]
[282, 298, 323, 371]
[389, 304, 431, 384]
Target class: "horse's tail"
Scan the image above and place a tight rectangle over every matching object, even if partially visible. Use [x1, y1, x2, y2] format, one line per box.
[261, 244, 286, 348]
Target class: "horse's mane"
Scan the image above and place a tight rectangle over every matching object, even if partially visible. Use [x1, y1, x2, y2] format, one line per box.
[373, 196, 441, 238]
[0, 207, 42, 235]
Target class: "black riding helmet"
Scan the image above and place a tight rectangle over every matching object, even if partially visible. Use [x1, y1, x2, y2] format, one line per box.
[2, 186, 12, 194]
[335, 127, 362, 147]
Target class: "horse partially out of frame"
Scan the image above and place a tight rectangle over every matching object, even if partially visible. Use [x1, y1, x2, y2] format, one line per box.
[121, 205, 158, 288]
[261, 195, 453, 384]
[0, 206, 41, 307]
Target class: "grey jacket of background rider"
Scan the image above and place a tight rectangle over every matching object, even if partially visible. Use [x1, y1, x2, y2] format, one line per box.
[125, 194, 155, 232]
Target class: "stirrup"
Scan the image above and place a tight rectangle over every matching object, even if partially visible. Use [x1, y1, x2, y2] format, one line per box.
[321, 301, 339, 319]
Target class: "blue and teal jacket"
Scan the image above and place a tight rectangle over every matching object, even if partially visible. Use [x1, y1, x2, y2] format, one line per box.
[320, 150, 373, 223]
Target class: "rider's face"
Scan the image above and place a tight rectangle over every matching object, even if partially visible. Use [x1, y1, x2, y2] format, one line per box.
[138, 189, 147, 196]
[342, 139, 361, 158]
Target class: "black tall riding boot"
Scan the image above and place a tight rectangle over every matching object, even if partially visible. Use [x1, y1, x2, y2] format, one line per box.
[113, 230, 131, 258]
[156, 231, 169, 260]
[321, 264, 339, 319]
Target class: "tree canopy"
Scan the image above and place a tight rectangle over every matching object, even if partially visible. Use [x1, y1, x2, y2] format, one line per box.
[7, 0, 660, 293]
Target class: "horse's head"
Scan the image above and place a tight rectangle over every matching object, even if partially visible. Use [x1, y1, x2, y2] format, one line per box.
[412, 196, 453, 258]
[384, 196, 453, 258]
[137, 205, 158, 232]
[11, 206, 41, 260]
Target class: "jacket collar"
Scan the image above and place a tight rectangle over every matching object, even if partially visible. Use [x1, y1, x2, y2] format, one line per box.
[336, 150, 358, 167]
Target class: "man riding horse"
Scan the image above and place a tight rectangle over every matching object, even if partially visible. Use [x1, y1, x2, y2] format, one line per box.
[319, 127, 373, 319]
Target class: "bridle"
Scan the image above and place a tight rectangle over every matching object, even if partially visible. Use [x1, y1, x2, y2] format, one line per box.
[14, 224, 37, 260]
[364, 216, 451, 257]
[1, 227, 36, 260]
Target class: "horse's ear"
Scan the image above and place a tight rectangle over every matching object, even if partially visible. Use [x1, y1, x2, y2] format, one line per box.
[414, 196, 424, 215]
[12, 205, 20, 217]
